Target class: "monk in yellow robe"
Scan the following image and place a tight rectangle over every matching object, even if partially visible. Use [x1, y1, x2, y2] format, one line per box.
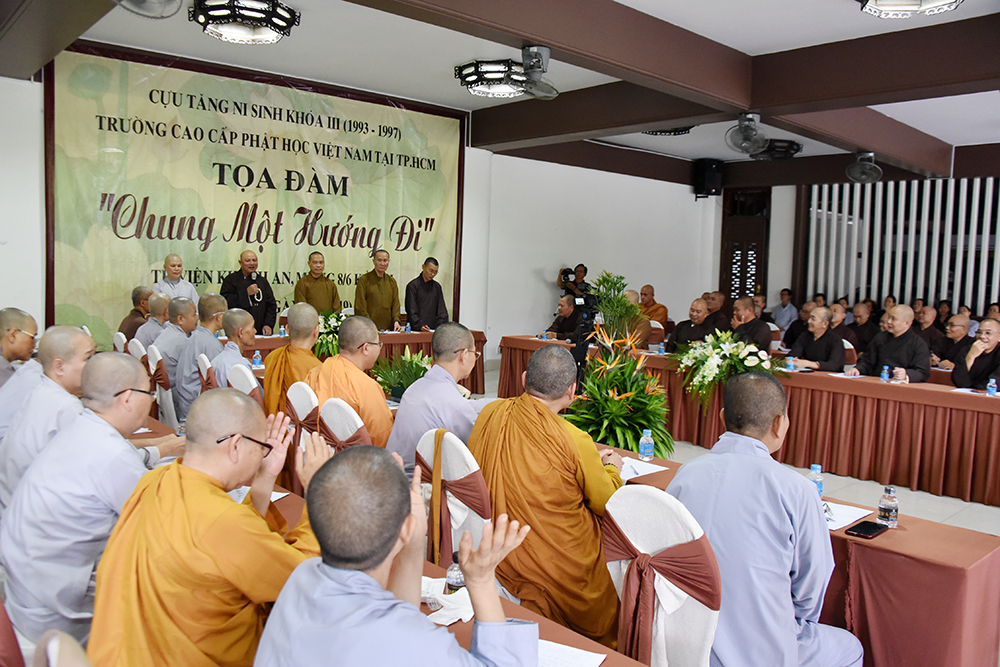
[640, 284, 669, 328]
[263, 303, 321, 417]
[468, 344, 624, 648]
[354, 250, 401, 331]
[87, 389, 334, 667]
[305, 315, 393, 448]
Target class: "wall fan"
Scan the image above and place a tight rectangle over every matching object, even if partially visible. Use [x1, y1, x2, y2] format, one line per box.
[846, 152, 883, 184]
[725, 113, 768, 155]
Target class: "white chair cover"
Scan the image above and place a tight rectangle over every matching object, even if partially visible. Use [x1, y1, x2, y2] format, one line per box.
[146, 344, 179, 430]
[128, 339, 146, 363]
[287, 382, 319, 423]
[415, 428, 489, 549]
[605, 485, 719, 667]
[80, 325, 91, 337]
[113, 332, 127, 353]
[197, 354, 216, 392]
[768, 321, 782, 351]
[319, 398, 365, 441]
[650, 321, 664, 330]
[227, 364, 259, 396]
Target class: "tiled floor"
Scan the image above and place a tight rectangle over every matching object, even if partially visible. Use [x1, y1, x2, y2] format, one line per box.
[480, 362, 1000, 537]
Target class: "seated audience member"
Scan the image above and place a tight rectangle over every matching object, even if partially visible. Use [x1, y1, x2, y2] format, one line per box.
[87, 391, 329, 667]
[951, 318, 1000, 390]
[212, 309, 257, 390]
[878, 311, 891, 332]
[173, 293, 227, 422]
[911, 297, 925, 314]
[914, 306, 948, 358]
[117, 286, 151, 341]
[789, 307, 846, 372]
[753, 294, 773, 324]
[813, 292, 827, 307]
[667, 372, 863, 667]
[848, 302, 878, 352]
[731, 296, 772, 352]
[932, 314, 973, 369]
[2, 353, 184, 646]
[546, 295, 584, 343]
[830, 303, 860, 349]
[772, 288, 798, 331]
[624, 290, 652, 349]
[0, 326, 95, 515]
[848, 306, 930, 383]
[0, 308, 37, 388]
[468, 345, 624, 648]
[958, 305, 980, 336]
[557, 264, 590, 297]
[255, 447, 536, 667]
[386, 323, 491, 477]
[152, 254, 199, 303]
[935, 300, 952, 333]
[133, 292, 170, 349]
[293, 252, 341, 315]
[306, 316, 394, 448]
[263, 303, 321, 417]
[782, 301, 815, 349]
[666, 299, 712, 353]
[836, 297, 854, 324]
[151, 297, 197, 390]
[639, 285, 669, 328]
[404, 257, 449, 331]
[987, 303, 1000, 320]
[704, 291, 730, 333]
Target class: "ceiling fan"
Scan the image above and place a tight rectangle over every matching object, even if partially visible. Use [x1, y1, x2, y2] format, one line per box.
[846, 152, 884, 184]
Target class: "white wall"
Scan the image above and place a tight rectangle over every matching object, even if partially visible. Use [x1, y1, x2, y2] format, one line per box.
[457, 148, 492, 332]
[0, 77, 45, 327]
[768, 185, 797, 307]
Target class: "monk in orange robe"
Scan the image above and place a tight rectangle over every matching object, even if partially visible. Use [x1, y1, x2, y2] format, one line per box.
[305, 315, 393, 448]
[263, 303, 321, 417]
[87, 389, 333, 667]
[640, 284, 669, 328]
[468, 344, 624, 648]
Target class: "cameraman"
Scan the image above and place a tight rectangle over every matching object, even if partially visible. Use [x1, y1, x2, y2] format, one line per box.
[557, 264, 591, 297]
[546, 295, 584, 343]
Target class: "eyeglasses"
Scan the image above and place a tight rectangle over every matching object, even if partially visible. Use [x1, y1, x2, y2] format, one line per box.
[453, 348, 482, 359]
[114, 387, 157, 398]
[13, 329, 38, 341]
[358, 340, 384, 350]
[216, 433, 273, 458]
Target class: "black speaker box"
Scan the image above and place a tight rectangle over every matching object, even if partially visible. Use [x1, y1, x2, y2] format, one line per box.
[693, 158, 724, 196]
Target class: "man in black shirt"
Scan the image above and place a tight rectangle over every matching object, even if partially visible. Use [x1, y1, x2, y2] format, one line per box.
[732, 296, 772, 353]
[914, 306, 948, 359]
[557, 264, 590, 297]
[753, 295, 773, 324]
[951, 318, 1000, 389]
[704, 291, 730, 334]
[219, 250, 277, 335]
[546, 295, 584, 343]
[849, 302, 879, 352]
[830, 303, 859, 350]
[932, 314, 973, 369]
[404, 257, 449, 331]
[848, 306, 930, 383]
[781, 301, 815, 349]
[665, 299, 712, 353]
[789, 307, 845, 372]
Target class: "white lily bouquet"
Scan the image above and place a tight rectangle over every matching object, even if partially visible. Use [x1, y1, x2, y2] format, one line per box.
[669, 330, 786, 411]
[313, 311, 348, 358]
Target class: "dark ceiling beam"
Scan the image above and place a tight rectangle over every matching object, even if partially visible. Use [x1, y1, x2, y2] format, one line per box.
[470, 82, 734, 152]
[724, 154, 921, 189]
[752, 15, 1000, 116]
[344, 0, 751, 111]
[768, 108, 952, 177]
[498, 141, 694, 186]
[0, 0, 114, 79]
[954, 143, 1000, 179]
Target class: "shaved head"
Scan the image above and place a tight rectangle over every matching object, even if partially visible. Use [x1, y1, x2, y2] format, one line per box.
[525, 345, 577, 400]
[431, 322, 474, 362]
[735, 296, 754, 310]
[148, 293, 170, 318]
[338, 316, 377, 351]
[724, 371, 787, 440]
[222, 308, 254, 339]
[198, 293, 228, 323]
[286, 303, 319, 339]
[37, 326, 92, 374]
[0, 308, 35, 336]
[307, 446, 410, 571]
[131, 286, 152, 307]
[185, 389, 265, 455]
[624, 290, 639, 304]
[168, 297, 196, 324]
[81, 352, 147, 412]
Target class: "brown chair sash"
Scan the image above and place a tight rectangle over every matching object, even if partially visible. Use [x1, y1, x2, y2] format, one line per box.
[199, 366, 218, 393]
[0, 603, 24, 667]
[123, 340, 130, 355]
[415, 431, 493, 567]
[602, 511, 722, 664]
[316, 417, 372, 453]
[228, 376, 264, 409]
[281, 400, 320, 495]
[151, 358, 170, 390]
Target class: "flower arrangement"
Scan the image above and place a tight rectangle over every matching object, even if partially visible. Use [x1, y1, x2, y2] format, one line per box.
[566, 326, 674, 458]
[312, 311, 348, 359]
[669, 330, 786, 411]
[372, 347, 432, 397]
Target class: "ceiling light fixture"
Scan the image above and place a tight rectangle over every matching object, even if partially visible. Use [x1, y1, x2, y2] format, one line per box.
[643, 126, 696, 137]
[455, 46, 559, 100]
[856, 0, 963, 19]
[188, 0, 300, 45]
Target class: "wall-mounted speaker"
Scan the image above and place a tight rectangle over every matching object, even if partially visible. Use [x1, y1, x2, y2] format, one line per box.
[693, 158, 724, 196]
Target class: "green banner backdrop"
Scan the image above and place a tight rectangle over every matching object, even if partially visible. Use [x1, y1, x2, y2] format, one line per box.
[51, 50, 462, 349]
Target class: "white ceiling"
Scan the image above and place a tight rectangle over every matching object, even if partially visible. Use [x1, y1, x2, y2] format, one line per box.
[871, 91, 1000, 146]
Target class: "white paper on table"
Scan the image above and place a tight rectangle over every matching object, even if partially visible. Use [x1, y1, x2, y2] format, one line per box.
[132, 427, 152, 434]
[825, 502, 874, 531]
[538, 640, 607, 667]
[620, 458, 667, 482]
[950, 388, 979, 394]
[227, 487, 290, 504]
[419, 576, 474, 626]
[828, 372, 862, 379]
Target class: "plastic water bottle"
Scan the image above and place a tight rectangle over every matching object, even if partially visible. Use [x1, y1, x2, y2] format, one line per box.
[215, 330, 221, 338]
[807, 464, 824, 497]
[988, 378, 998, 397]
[445, 553, 465, 594]
[877, 486, 898, 528]
[658, 342, 665, 355]
[405, 322, 411, 333]
[279, 324, 286, 337]
[880, 365, 890, 383]
[786, 356, 795, 371]
[252, 350, 262, 368]
[638, 429, 654, 461]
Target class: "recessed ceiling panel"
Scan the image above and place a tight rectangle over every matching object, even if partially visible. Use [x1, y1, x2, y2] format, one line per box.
[871, 91, 1000, 146]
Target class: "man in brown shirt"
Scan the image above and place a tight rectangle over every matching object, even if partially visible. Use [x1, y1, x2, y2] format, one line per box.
[294, 252, 341, 315]
[355, 250, 401, 331]
[117, 286, 152, 340]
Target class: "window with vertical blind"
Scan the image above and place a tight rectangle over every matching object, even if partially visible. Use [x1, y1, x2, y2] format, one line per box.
[806, 178, 999, 313]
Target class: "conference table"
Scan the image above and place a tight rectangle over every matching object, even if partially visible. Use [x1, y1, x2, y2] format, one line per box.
[232, 330, 488, 394]
[499, 335, 1000, 507]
